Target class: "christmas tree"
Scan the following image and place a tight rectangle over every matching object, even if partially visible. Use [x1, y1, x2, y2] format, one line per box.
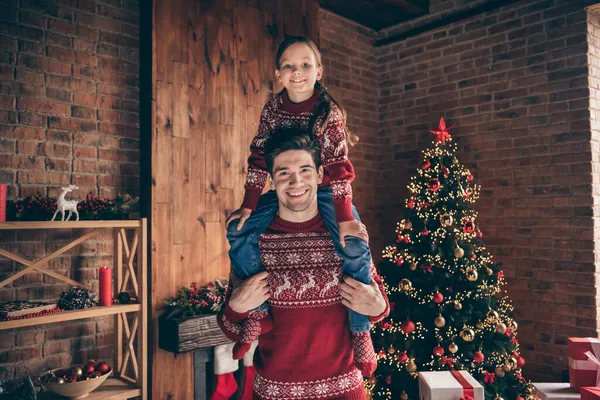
[368, 118, 534, 400]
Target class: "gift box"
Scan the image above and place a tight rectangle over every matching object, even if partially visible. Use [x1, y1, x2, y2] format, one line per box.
[533, 382, 580, 399]
[418, 371, 484, 400]
[568, 338, 600, 389]
[581, 387, 600, 400]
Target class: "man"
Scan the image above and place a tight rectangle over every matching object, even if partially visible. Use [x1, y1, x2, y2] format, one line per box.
[218, 127, 389, 400]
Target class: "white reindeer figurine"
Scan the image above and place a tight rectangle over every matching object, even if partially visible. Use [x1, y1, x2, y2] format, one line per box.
[52, 185, 80, 221]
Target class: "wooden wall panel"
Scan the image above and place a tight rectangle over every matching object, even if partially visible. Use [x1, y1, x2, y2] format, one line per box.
[151, 0, 319, 397]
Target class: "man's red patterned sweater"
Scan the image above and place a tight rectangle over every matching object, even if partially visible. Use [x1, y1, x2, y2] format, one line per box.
[218, 214, 390, 400]
[242, 89, 356, 222]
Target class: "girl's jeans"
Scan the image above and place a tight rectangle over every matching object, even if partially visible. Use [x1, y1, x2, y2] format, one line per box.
[227, 187, 372, 332]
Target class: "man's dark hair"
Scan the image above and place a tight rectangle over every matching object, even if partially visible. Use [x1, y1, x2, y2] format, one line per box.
[264, 127, 322, 176]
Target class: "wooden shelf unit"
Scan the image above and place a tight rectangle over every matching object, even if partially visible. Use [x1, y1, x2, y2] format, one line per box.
[0, 219, 148, 400]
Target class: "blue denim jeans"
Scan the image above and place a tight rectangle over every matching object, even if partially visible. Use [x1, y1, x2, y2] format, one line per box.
[227, 187, 372, 332]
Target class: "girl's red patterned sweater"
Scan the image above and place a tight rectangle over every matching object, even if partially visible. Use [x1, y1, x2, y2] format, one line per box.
[218, 214, 390, 400]
[242, 89, 356, 222]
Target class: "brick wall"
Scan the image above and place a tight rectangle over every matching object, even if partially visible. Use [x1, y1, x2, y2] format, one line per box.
[376, 0, 596, 381]
[0, 0, 139, 381]
[318, 9, 385, 257]
[588, 6, 600, 342]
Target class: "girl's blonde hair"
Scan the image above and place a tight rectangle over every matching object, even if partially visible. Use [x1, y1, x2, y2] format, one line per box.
[275, 36, 358, 147]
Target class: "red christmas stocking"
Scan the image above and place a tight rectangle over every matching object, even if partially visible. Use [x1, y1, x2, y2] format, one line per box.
[240, 340, 258, 400]
[210, 343, 239, 400]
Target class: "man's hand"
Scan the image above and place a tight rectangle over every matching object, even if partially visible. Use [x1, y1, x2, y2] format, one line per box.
[340, 276, 386, 317]
[338, 220, 369, 247]
[226, 207, 252, 230]
[229, 271, 270, 314]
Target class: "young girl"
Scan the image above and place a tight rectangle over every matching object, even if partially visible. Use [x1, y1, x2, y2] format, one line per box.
[225, 36, 381, 377]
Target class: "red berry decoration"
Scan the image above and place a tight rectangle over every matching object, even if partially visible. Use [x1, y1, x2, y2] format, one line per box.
[400, 320, 415, 334]
[517, 356, 526, 368]
[95, 361, 110, 374]
[395, 257, 404, 266]
[433, 346, 444, 356]
[432, 292, 444, 304]
[422, 160, 431, 170]
[385, 376, 392, 384]
[397, 352, 409, 363]
[473, 351, 484, 363]
[407, 199, 415, 209]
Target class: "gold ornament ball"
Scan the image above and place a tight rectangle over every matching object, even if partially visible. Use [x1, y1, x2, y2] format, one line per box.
[510, 320, 518, 332]
[454, 301, 462, 310]
[494, 366, 505, 377]
[434, 315, 446, 328]
[466, 268, 478, 281]
[409, 262, 417, 271]
[400, 392, 409, 400]
[494, 397, 504, 400]
[453, 157, 459, 164]
[485, 267, 493, 276]
[454, 247, 465, 258]
[405, 221, 413, 229]
[399, 278, 412, 291]
[486, 310, 499, 324]
[496, 322, 507, 334]
[503, 363, 512, 372]
[460, 328, 475, 342]
[440, 214, 453, 227]
[448, 343, 458, 354]
[406, 360, 417, 373]
[507, 356, 518, 368]
[387, 345, 396, 354]
[476, 321, 484, 329]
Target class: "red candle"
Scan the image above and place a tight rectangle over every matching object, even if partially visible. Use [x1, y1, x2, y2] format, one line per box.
[0, 184, 6, 222]
[99, 266, 113, 306]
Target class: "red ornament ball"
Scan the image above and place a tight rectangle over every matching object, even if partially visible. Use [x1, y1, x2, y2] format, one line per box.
[385, 376, 392, 384]
[476, 230, 483, 238]
[463, 221, 476, 234]
[516, 397, 525, 400]
[517, 356, 526, 368]
[473, 351, 484, 363]
[397, 352, 409, 363]
[432, 292, 444, 304]
[422, 160, 431, 170]
[401, 320, 416, 334]
[433, 346, 444, 356]
[95, 362, 110, 374]
[467, 174, 473, 181]
[395, 257, 404, 266]
[84, 364, 95, 374]
[428, 179, 441, 192]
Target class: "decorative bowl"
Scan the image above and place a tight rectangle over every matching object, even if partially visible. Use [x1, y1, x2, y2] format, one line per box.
[43, 366, 112, 399]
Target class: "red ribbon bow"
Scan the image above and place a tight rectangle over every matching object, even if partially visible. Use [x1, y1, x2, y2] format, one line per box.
[483, 371, 495, 384]
[441, 356, 454, 367]
[420, 264, 433, 273]
[430, 117, 454, 144]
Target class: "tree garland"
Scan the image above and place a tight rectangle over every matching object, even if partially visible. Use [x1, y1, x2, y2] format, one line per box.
[6, 193, 139, 221]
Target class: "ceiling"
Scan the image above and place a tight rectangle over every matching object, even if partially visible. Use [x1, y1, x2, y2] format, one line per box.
[318, 0, 429, 31]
